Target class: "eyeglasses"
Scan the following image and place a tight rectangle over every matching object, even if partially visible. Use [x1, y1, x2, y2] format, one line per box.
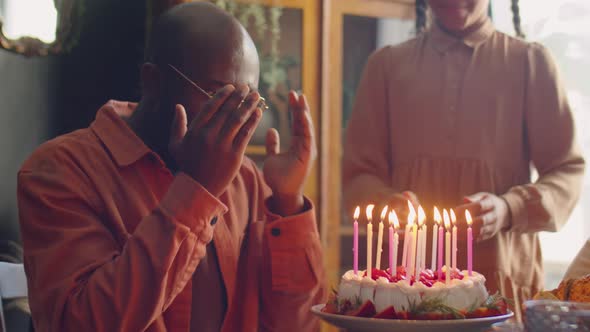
[167, 64, 269, 112]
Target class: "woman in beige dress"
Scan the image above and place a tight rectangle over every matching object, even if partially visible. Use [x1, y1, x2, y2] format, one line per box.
[343, 0, 585, 320]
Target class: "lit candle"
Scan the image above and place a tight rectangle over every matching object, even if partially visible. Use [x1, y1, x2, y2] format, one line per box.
[444, 209, 451, 285]
[402, 201, 416, 269]
[431, 207, 440, 271]
[389, 210, 399, 274]
[451, 208, 457, 272]
[437, 208, 444, 280]
[417, 206, 427, 274]
[376, 206, 388, 270]
[366, 204, 375, 279]
[353, 206, 360, 276]
[408, 202, 418, 279]
[466, 210, 473, 276]
[401, 215, 411, 268]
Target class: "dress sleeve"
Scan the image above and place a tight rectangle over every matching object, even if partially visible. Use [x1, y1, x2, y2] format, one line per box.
[18, 151, 227, 332]
[501, 43, 585, 233]
[342, 47, 398, 212]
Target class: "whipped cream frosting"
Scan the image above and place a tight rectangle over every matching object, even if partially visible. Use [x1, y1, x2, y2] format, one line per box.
[338, 270, 489, 313]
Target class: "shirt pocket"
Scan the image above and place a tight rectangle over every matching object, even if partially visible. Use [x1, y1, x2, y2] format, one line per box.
[270, 239, 322, 294]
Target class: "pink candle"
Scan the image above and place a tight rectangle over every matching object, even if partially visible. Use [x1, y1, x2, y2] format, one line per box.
[433, 207, 443, 278]
[466, 210, 473, 276]
[451, 209, 457, 271]
[409, 223, 418, 279]
[389, 224, 394, 273]
[438, 223, 444, 280]
[353, 207, 360, 275]
[366, 205, 375, 279]
[418, 206, 427, 273]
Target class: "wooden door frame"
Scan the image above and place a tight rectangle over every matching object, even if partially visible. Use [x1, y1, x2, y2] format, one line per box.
[320, 0, 415, 291]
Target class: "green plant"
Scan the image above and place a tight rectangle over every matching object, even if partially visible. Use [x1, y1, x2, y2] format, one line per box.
[210, 0, 295, 91]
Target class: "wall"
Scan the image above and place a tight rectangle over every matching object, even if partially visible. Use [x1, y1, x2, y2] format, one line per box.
[0, 53, 58, 244]
[0, 0, 147, 244]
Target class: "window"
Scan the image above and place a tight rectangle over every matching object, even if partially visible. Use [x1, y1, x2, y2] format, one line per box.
[492, 0, 590, 288]
[1, 0, 57, 43]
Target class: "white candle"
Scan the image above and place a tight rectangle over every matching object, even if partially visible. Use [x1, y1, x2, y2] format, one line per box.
[421, 226, 427, 271]
[451, 208, 457, 271]
[401, 223, 410, 268]
[375, 206, 388, 270]
[431, 207, 441, 271]
[389, 211, 400, 273]
[407, 202, 417, 279]
[353, 206, 360, 275]
[366, 205, 375, 279]
[415, 226, 422, 276]
[444, 209, 451, 285]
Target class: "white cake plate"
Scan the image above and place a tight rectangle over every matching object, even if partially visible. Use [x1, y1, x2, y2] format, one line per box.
[311, 304, 514, 332]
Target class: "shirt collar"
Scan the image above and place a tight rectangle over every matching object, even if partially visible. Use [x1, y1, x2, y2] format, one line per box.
[91, 100, 151, 167]
[428, 18, 495, 53]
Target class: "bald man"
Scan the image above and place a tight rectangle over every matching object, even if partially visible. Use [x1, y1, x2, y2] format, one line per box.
[17, 3, 325, 332]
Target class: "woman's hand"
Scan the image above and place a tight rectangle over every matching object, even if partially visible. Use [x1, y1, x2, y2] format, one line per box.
[454, 192, 511, 241]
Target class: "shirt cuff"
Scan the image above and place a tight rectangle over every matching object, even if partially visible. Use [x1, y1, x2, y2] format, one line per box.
[502, 188, 527, 233]
[159, 172, 228, 232]
[263, 197, 318, 245]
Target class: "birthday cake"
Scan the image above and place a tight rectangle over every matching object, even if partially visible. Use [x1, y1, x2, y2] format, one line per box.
[322, 204, 509, 320]
[323, 267, 505, 320]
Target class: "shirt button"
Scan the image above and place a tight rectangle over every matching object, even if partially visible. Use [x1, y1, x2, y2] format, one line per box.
[271, 228, 281, 237]
[210, 217, 218, 225]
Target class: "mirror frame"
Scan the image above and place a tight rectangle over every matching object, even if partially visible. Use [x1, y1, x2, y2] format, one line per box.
[0, 0, 82, 57]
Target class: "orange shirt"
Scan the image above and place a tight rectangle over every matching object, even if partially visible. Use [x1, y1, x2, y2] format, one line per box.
[18, 101, 325, 332]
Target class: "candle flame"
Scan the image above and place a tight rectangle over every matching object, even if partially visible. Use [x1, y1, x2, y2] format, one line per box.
[418, 205, 426, 227]
[389, 210, 400, 229]
[443, 208, 451, 230]
[450, 208, 457, 226]
[380, 205, 389, 222]
[434, 206, 442, 225]
[407, 200, 416, 226]
[465, 210, 473, 226]
[353, 206, 360, 220]
[366, 204, 375, 223]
